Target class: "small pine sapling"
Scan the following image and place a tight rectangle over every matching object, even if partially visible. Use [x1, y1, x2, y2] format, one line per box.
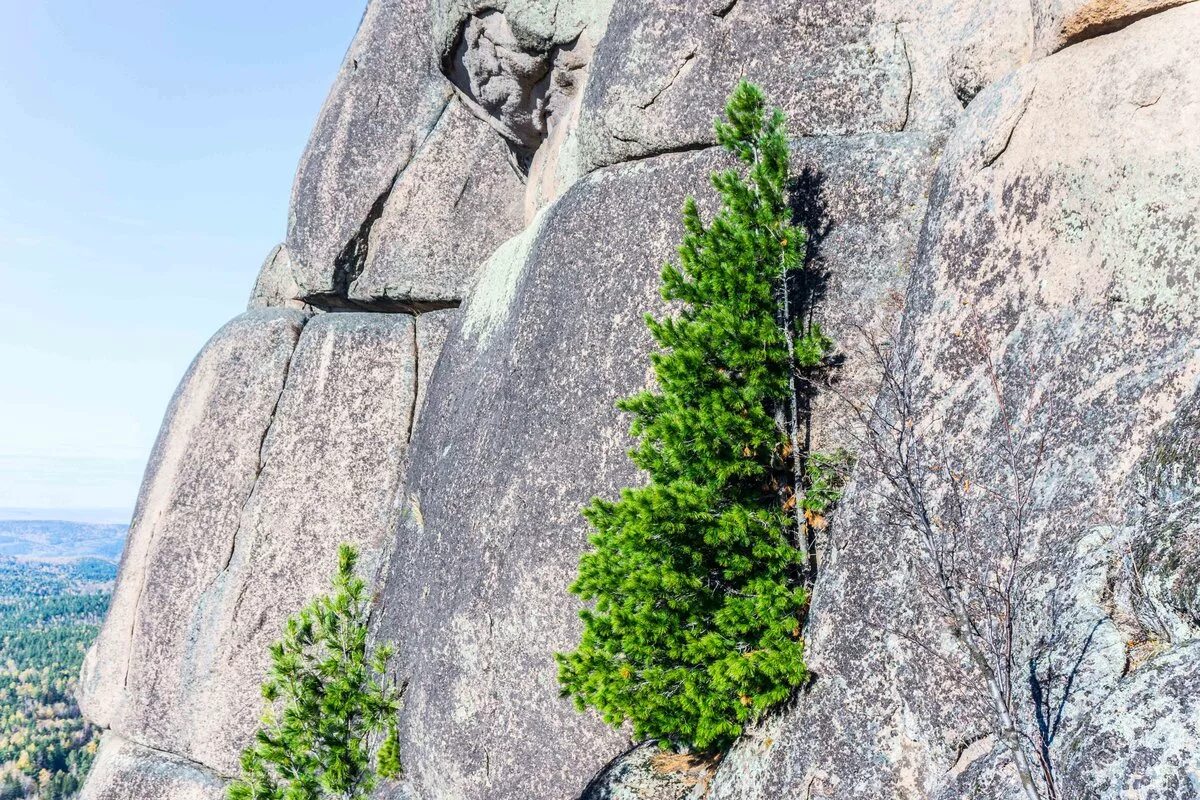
[557, 81, 841, 754]
[229, 544, 405, 800]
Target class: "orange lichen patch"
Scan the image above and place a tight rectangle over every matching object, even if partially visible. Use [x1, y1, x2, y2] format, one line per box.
[1059, 0, 1195, 48]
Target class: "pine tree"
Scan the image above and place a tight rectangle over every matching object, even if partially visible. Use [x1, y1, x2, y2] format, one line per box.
[556, 82, 837, 753]
[229, 545, 404, 800]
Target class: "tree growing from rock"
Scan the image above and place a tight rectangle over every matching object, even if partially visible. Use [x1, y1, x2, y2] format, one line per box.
[229, 544, 404, 800]
[557, 81, 839, 753]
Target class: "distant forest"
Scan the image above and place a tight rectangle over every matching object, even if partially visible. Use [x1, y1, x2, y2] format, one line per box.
[0, 558, 116, 799]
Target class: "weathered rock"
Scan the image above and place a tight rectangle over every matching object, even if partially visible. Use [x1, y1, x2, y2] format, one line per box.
[79, 735, 225, 800]
[80, 309, 308, 733]
[286, 0, 451, 301]
[247, 243, 308, 310]
[709, 7, 1200, 797]
[576, 0, 1038, 169]
[414, 310, 459, 427]
[374, 130, 938, 800]
[578, 1, 911, 171]
[1059, 387, 1200, 797]
[785, 133, 939, 453]
[82, 311, 420, 775]
[431, 0, 615, 58]
[1128, 387, 1200, 642]
[436, 2, 615, 217]
[876, 0, 1033, 119]
[80, 0, 1200, 797]
[445, 9, 594, 156]
[349, 99, 525, 305]
[579, 745, 700, 800]
[1056, 641, 1200, 798]
[1032, 0, 1197, 53]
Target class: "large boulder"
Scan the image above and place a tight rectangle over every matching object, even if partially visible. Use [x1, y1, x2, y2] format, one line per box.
[576, 0, 1035, 172]
[577, 1, 910, 171]
[82, 311, 423, 775]
[349, 98, 526, 306]
[875, 0, 1033, 117]
[79, 735, 225, 800]
[374, 128, 938, 800]
[709, 6, 1200, 797]
[80, 309, 307, 734]
[285, 0, 450, 303]
[277, 0, 617, 309]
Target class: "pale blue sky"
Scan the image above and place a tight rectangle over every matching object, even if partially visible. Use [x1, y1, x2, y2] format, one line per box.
[0, 1, 364, 520]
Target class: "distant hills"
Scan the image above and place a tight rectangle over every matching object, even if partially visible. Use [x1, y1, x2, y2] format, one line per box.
[0, 519, 128, 562]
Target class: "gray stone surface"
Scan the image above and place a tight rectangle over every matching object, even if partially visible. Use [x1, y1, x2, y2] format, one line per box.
[286, 0, 451, 301]
[350, 98, 526, 305]
[876, 0, 1032, 122]
[1031, 0, 1197, 53]
[247, 243, 308, 310]
[79, 0, 1200, 797]
[431, 0, 615, 58]
[373, 131, 939, 800]
[1056, 642, 1200, 798]
[414, 309, 459, 427]
[785, 133, 939, 454]
[79, 309, 308, 734]
[708, 7, 1200, 797]
[79, 735, 226, 800]
[577, 1, 911, 171]
[576, 0, 1037, 170]
[579, 745, 701, 800]
[82, 311, 420, 775]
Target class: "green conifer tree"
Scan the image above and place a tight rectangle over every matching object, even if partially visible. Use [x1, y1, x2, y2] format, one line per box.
[556, 82, 837, 753]
[229, 544, 404, 800]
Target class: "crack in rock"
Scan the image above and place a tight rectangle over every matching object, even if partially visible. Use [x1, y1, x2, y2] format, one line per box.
[639, 48, 697, 110]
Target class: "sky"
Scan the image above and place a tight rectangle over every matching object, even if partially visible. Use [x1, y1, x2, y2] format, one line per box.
[0, 1, 365, 521]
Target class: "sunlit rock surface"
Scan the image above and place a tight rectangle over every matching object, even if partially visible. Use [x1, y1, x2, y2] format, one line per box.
[81, 0, 1200, 797]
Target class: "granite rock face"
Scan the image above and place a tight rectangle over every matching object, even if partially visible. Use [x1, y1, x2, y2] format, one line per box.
[80, 309, 307, 734]
[372, 133, 941, 800]
[247, 243, 307, 310]
[350, 98, 526, 306]
[577, 1, 911, 170]
[577, 0, 1037, 170]
[82, 310, 421, 776]
[81, 0, 1200, 798]
[80, 735, 225, 800]
[709, 7, 1200, 798]
[285, 0, 451, 304]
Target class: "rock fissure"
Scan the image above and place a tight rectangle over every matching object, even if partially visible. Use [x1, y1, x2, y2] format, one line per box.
[315, 174, 399, 306]
[983, 88, 1034, 167]
[406, 315, 420, 445]
[122, 507, 166, 692]
[305, 93, 455, 310]
[201, 313, 311, 602]
[897, 25, 913, 129]
[639, 49, 697, 110]
[314, 296, 463, 314]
